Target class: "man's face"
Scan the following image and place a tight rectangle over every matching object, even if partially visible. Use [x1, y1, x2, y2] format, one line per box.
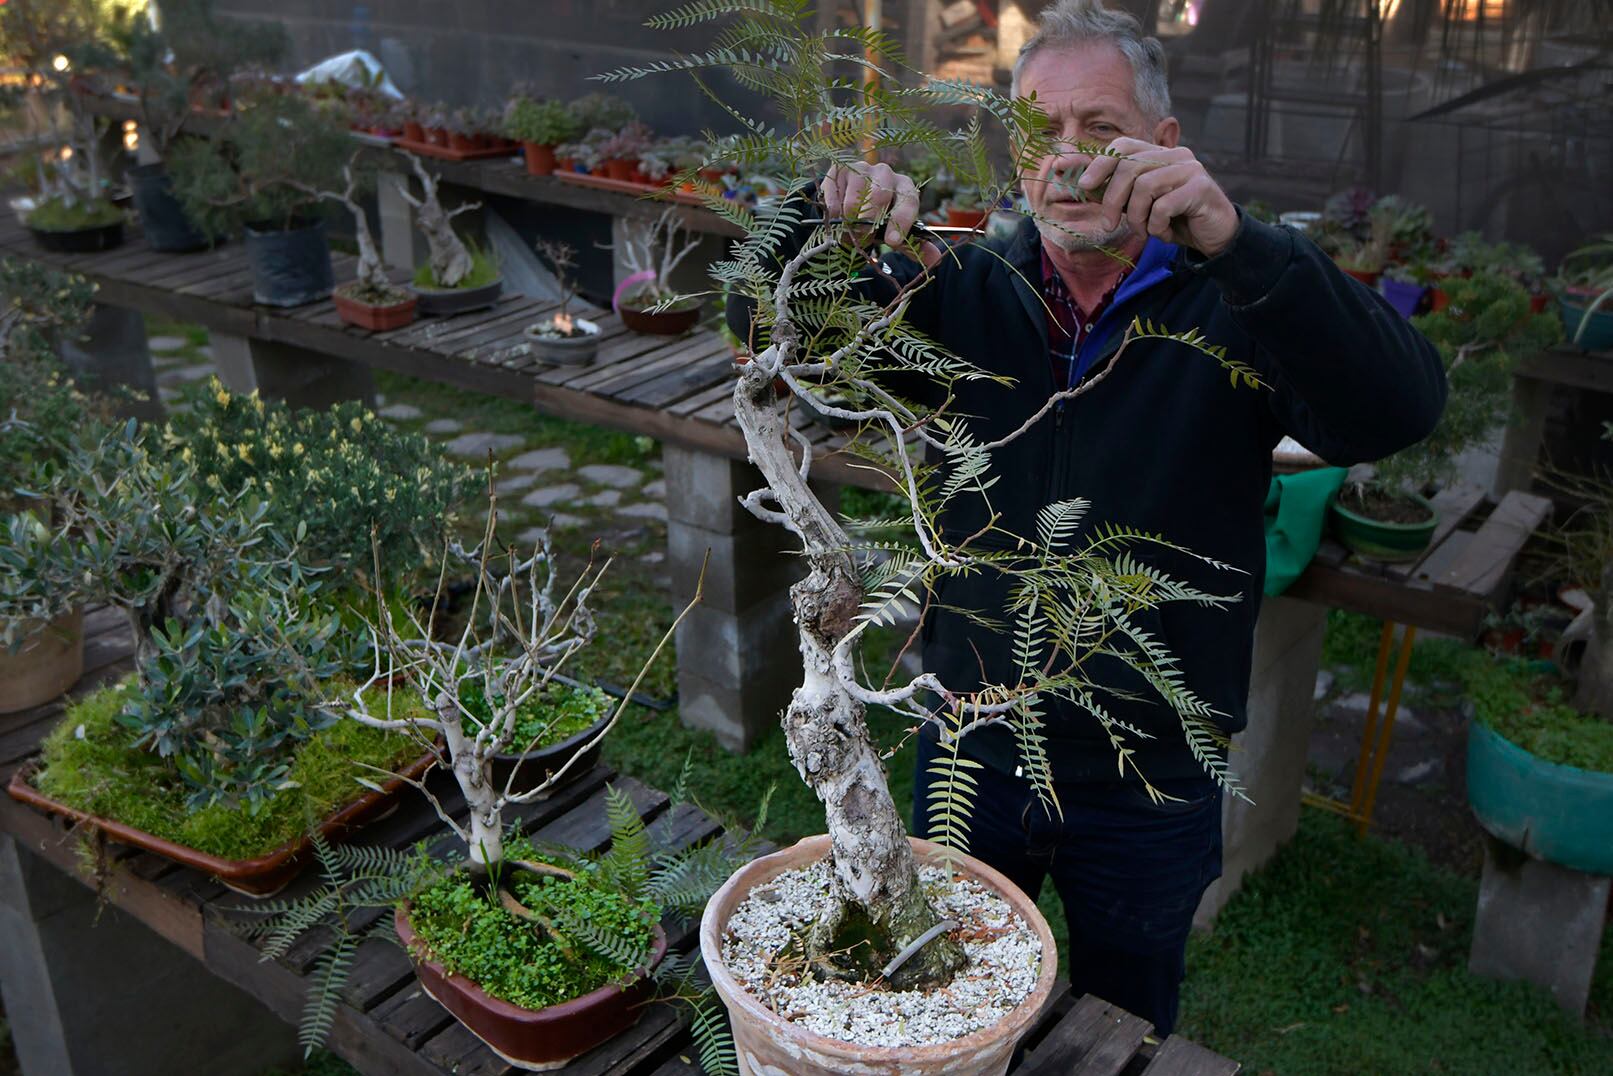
[1017, 42, 1178, 251]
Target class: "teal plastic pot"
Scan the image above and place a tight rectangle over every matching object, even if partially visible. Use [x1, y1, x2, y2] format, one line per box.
[1466, 721, 1613, 875]
[1558, 293, 1613, 351]
[1327, 489, 1439, 562]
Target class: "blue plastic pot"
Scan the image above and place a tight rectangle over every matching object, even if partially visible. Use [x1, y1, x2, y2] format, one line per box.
[1558, 292, 1613, 352]
[1466, 720, 1613, 874]
[1380, 277, 1426, 319]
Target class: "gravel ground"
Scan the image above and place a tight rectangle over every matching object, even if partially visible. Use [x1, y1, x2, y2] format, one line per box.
[722, 860, 1043, 1048]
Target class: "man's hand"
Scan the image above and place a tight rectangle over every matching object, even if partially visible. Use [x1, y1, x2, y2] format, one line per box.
[821, 160, 922, 248]
[1074, 138, 1239, 257]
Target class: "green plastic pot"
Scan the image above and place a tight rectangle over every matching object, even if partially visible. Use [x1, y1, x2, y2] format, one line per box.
[1467, 720, 1613, 875]
[1327, 489, 1439, 562]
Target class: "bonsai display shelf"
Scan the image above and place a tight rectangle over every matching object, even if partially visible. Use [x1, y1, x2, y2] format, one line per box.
[552, 170, 710, 208]
[393, 137, 522, 162]
[0, 613, 1239, 1076]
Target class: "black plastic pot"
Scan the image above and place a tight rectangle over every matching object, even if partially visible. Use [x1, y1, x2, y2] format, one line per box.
[29, 220, 124, 253]
[127, 163, 210, 252]
[488, 712, 611, 798]
[409, 276, 503, 317]
[244, 219, 334, 307]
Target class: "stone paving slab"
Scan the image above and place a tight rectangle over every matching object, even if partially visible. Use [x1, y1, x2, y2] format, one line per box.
[378, 403, 422, 420]
[507, 446, 571, 473]
[521, 483, 580, 508]
[444, 432, 527, 459]
[423, 418, 463, 435]
[578, 463, 644, 488]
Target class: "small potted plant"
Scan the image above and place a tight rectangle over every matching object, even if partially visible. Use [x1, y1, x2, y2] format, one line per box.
[504, 95, 580, 176]
[613, 208, 704, 334]
[1333, 234, 1388, 286]
[421, 103, 451, 147]
[167, 90, 349, 306]
[309, 154, 417, 331]
[525, 240, 601, 364]
[1554, 234, 1613, 351]
[568, 91, 637, 137]
[597, 122, 653, 183]
[1329, 272, 1560, 560]
[944, 184, 990, 230]
[396, 157, 504, 315]
[446, 106, 480, 153]
[398, 98, 425, 142]
[555, 130, 609, 175]
[1379, 261, 1433, 318]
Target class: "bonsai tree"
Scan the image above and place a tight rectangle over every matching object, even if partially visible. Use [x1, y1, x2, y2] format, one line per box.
[614, 206, 703, 312]
[598, 1, 1259, 987]
[166, 89, 350, 238]
[396, 155, 487, 290]
[294, 151, 408, 309]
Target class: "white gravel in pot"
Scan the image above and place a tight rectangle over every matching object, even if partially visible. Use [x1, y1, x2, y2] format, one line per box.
[721, 860, 1043, 1048]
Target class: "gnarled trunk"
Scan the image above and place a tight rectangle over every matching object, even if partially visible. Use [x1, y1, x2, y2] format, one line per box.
[732, 355, 965, 988]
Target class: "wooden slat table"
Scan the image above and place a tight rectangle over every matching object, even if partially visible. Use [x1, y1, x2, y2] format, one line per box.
[1493, 343, 1613, 500]
[0, 616, 1239, 1075]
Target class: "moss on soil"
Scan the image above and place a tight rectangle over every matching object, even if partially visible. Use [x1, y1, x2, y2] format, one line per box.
[1468, 658, 1613, 773]
[32, 677, 434, 861]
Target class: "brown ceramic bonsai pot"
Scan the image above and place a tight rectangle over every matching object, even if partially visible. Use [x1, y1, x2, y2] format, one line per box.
[618, 299, 700, 336]
[700, 834, 1059, 1076]
[7, 745, 438, 897]
[396, 905, 666, 1071]
[0, 609, 84, 715]
[488, 711, 611, 798]
[333, 283, 418, 332]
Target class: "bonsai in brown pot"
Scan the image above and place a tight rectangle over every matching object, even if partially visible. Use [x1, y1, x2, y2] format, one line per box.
[599, 5, 1262, 1070]
[613, 207, 704, 335]
[302, 153, 417, 331]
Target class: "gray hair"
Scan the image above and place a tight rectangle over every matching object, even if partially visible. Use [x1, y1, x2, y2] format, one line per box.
[1011, 0, 1172, 123]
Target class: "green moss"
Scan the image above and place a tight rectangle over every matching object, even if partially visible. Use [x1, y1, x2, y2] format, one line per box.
[412, 246, 499, 291]
[407, 836, 656, 1011]
[462, 679, 611, 752]
[1469, 659, 1613, 773]
[25, 196, 124, 232]
[33, 677, 434, 861]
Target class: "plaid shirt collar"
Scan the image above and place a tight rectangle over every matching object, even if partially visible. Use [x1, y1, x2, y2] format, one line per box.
[1041, 247, 1129, 391]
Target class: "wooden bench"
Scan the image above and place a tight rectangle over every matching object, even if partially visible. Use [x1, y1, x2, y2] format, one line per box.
[0, 612, 1239, 1076]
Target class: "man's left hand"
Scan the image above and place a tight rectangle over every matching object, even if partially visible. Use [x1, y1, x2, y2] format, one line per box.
[1076, 138, 1239, 257]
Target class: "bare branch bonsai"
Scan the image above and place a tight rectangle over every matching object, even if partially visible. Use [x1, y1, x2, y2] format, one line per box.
[395, 155, 479, 289]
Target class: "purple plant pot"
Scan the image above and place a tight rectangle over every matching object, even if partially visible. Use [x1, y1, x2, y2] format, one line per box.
[1380, 277, 1426, 319]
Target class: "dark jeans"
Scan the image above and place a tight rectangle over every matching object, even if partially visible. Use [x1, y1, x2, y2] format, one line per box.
[913, 729, 1223, 1036]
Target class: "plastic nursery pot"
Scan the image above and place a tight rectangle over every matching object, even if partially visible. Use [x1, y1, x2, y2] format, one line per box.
[522, 141, 557, 177]
[449, 132, 476, 153]
[426, 127, 449, 147]
[603, 158, 638, 182]
[396, 904, 666, 1071]
[1327, 488, 1439, 563]
[127, 163, 209, 252]
[244, 219, 334, 307]
[701, 835, 1058, 1076]
[0, 609, 84, 716]
[523, 317, 601, 366]
[7, 746, 440, 897]
[1558, 289, 1613, 351]
[1379, 277, 1426, 318]
[946, 206, 987, 230]
[1467, 721, 1613, 875]
[403, 120, 425, 142]
[488, 711, 610, 798]
[332, 283, 417, 332]
[409, 275, 503, 317]
[1340, 266, 1380, 287]
[618, 300, 700, 336]
[28, 219, 125, 254]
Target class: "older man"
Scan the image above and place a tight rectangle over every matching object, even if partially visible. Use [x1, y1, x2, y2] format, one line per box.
[733, 0, 1445, 1034]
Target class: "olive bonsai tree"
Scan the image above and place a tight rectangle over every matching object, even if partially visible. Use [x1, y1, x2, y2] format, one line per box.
[600, 0, 1258, 987]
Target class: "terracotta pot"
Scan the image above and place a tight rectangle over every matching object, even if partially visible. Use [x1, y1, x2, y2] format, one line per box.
[946, 207, 987, 230]
[333, 285, 418, 331]
[449, 132, 476, 153]
[8, 746, 439, 896]
[618, 301, 700, 336]
[0, 609, 84, 715]
[403, 120, 424, 142]
[397, 905, 666, 1071]
[523, 142, 557, 177]
[426, 127, 449, 147]
[1341, 267, 1380, 287]
[604, 158, 637, 182]
[700, 835, 1059, 1076]
[1430, 286, 1450, 313]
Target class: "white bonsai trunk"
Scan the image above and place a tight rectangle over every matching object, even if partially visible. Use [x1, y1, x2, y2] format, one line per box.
[732, 354, 963, 984]
[442, 711, 504, 869]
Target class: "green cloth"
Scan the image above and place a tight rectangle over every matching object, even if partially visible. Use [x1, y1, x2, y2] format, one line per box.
[1263, 467, 1348, 596]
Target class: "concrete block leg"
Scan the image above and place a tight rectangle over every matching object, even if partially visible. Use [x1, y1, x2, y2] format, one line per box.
[211, 332, 375, 410]
[55, 303, 163, 421]
[663, 442, 835, 752]
[0, 835, 299, 1076]
[1195, 594, 1329, 927]
[1469, 835, 1610, 1018]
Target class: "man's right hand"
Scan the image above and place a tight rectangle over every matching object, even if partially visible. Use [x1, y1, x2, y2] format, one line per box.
[821, 160, 922, 248]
